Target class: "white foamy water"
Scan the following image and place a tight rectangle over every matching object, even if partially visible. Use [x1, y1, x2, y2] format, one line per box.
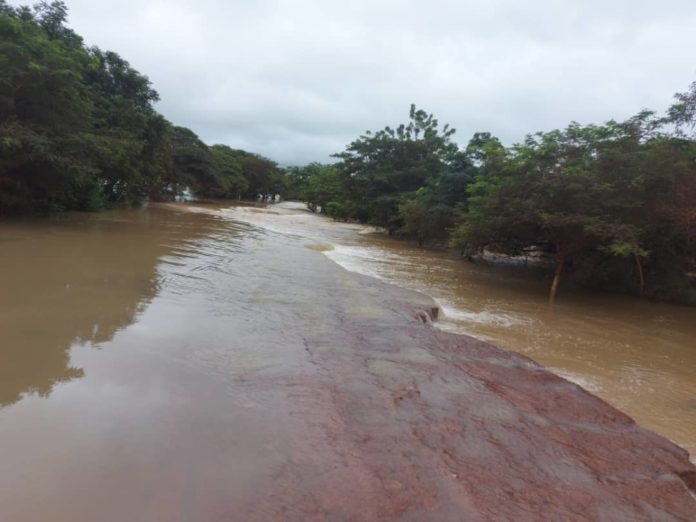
[436, 300, 533, 328]
[547, 368, 603, 393]
[323, 245, 391, 281]
[325, 245, 533, 335]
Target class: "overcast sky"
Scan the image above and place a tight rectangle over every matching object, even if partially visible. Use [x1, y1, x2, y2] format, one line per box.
[18, 0, 696, 164]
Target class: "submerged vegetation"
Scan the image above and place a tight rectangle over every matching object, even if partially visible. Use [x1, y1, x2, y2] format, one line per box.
[0, 1, 282, 213]
[286, 97, 696, 304]
[1, 2, 694, 303]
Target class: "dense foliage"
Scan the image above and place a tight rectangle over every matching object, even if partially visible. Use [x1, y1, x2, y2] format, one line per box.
[2, 2, 694, 303]
[0, 1, 281, 213]
[288, 92, 696, 303]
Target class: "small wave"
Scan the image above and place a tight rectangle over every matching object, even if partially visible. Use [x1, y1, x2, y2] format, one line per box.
[437, 301, 532, 328]
[306, 243, 335, 252]
[434, 320, 496, 341]
[323, 246, 387, 280]
[325, 246, 533, 332]
[548, 368, 603, 393]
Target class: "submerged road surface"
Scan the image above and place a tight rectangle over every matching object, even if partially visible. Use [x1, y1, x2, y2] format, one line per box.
[0, 204, 695, 521]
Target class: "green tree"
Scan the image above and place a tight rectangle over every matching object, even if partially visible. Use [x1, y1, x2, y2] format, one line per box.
[0, 2, 277, 213]
[332, 104, 458, 230]
[451, 120, 658, 304]
[209, 144, 248, 198]
[169, 126, 216, 196]
[0, 3, 97, 212]
[668, 81, 696, 138]
[230, 150, 281, 198]
[303, 164, 344, 213]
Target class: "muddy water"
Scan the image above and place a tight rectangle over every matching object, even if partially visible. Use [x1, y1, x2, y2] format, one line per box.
[229, 203, 696, 461]
[326, 240, 696, 458]
[328, 237, 696, 458]
[1, 202, 695, 520]
[1, 203, 461, 521]
[0, 207, 217, 407]
[0, 206, 259, 520]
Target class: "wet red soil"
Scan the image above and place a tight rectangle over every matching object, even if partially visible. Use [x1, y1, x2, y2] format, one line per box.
[234, 281, 696, 521]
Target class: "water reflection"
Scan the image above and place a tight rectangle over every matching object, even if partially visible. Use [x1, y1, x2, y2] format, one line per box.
[0, 206, 228, 407]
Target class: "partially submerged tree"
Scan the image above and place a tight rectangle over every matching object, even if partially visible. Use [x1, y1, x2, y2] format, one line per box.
[450, 109, 695, 304]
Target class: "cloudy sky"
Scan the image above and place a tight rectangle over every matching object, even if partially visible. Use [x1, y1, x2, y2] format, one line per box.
[21, 0, 696, 164]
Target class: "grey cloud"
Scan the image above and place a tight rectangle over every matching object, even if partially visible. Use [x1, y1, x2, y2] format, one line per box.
[12, 0, 696, 164]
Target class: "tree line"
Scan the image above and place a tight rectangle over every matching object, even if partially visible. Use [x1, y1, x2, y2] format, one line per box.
[2, 2, 694, 304]
[0, 1, 283, 214]
[284, 96, 696, 304]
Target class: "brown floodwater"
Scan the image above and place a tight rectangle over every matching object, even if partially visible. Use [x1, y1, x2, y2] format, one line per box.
[326, 240, 696, 458]
[0, 202, 695, 520]
[229, 203, 696, 461]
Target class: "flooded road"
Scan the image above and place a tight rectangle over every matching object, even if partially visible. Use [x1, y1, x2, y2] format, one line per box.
[1, 203, 695, 521]
[232, 203, 696, 461]
[326, 240, 696, 462]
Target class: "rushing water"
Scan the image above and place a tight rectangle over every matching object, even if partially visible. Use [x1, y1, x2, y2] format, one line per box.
[229, 203, 696, 462]
[325, 241, 696, 458]
[0, 203, 695, 520]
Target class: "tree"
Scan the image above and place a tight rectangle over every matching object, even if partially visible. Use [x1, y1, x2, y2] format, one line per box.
[169, 126, 216, 196]
[668, 81, 696, 138]
[209, 145, 247, 198]
[0, 5, 97, 212]
[231, 150, 281, 198]
[0, 3, 278, 213]
[451, 120, 658, 305]
[398, 200, 437, 246]
[332, 104, 458, 230]
[303, 164, 344, 214]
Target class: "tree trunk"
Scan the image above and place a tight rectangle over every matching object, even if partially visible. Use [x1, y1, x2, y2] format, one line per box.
[549, 253, 565, 307]
[634, 252, 645, 297]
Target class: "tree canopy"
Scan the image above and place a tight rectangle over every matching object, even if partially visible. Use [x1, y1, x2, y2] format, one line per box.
[0, 1, 279, 213]
[287, 91, 696, 304]
[2, 1, 694, 304]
